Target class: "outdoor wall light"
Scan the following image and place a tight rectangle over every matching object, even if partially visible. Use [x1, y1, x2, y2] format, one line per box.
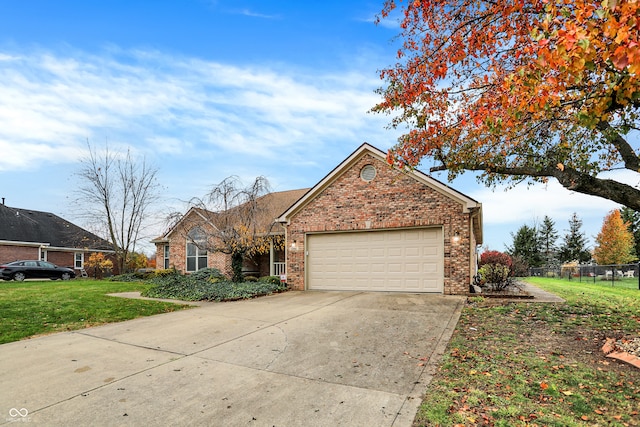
[290, 240, 297, 250]
[452, 232, 461, 243]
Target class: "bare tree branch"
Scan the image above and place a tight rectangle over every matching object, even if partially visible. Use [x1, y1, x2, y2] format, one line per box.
[75, 141, 161, 273]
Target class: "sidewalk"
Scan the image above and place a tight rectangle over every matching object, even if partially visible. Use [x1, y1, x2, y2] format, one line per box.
[519, 282, 565, 302]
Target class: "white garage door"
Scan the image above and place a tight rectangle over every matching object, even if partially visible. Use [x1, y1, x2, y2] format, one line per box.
[307, 228, 443, 292]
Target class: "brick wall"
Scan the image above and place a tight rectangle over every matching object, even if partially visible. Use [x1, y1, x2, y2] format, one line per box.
[155, 211, 234, 278]
[285, 153, 473, 295]
[46, 251, 74, 269]
[0, 245, 39, 264]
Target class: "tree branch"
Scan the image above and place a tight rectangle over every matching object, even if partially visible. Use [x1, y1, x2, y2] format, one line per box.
[596, 120, 640, 171]
[431, 161, 640, 211]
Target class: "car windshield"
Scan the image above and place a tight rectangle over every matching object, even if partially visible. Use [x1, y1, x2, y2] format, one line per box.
[39, 261, 55, 268]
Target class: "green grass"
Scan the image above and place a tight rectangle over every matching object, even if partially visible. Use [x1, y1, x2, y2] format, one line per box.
[0, 279, 191, 344]
[546, 275, 640, 291]
[413, 277, 640, 427]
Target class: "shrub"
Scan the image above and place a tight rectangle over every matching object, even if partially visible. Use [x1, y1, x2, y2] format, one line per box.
[142, 272, 287, 302]
[259, 275, 282, 285]
[243, 275, 258, 282]
[108, 273, 145, 282]
[189, 268, 227, 282]
[510, 255, 529, 277]
[479, 250, 513, 270]
[478, 264, 512, 291]
[153, 268, 179, 278]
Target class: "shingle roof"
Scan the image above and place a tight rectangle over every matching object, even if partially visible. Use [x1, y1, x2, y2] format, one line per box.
[0, 204, 113, 250]
[159, 188, 310, 240]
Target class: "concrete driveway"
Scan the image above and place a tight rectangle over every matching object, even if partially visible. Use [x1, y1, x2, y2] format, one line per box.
[0, 291, 464, 426]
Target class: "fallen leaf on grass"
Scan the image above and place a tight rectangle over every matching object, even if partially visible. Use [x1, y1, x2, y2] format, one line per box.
[561, 390, 573, 396]
[540, 382, 549, 390]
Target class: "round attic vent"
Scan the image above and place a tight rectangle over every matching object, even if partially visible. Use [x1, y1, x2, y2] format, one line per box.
[360, 164, 377, 182]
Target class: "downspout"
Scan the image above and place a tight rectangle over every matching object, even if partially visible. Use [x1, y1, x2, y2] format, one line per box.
[269, 239, 274, 276]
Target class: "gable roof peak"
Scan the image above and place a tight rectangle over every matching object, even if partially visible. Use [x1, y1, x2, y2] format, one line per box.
[277, 142, 481, 223]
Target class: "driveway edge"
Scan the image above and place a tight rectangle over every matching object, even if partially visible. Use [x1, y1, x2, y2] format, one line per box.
[393, 296, 466, 426]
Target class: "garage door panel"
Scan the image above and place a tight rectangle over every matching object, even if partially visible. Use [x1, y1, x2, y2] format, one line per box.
[423, 246, 439, 256]
[354, 248, 369, 257]
[354, 263, 369, 273]
[388, 263, 403, 273]
[405, 263, 420, 273]
[370, 248, 385, 257]
[424, 263, 438, 273]
[371, 264, 386, 273]
[307, 228, 443, 293]
[405, 247, 421, 257]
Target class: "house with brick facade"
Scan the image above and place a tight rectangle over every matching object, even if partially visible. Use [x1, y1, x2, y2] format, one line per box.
[0, 203, 115, 276]
[152, 189, 309, 278]
[277, 143, 483, 295]
[155, 143, 482, 295]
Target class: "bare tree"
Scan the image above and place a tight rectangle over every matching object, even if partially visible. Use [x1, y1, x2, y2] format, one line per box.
[167, 176, 276, 282]
[75, 141, 161, 273]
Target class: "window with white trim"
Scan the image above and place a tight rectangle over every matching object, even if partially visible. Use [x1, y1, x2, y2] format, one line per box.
[186, 228, 208, 272]
[75, 252, 84, 269]
[163, 245, 170, 269]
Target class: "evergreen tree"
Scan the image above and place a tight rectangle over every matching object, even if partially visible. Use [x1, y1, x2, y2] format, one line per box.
[594, 210, 636, 265]
[507, 224, 543, 268]
[620, 207, 640, 260]
[558, 213, 591, 264]
[538, 215, 559, 267]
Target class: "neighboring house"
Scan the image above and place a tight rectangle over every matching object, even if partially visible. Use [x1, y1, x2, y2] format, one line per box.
[277, 143, 483, 295]
[152, 189, 309, 278]
[155, 143, 483, 295]
[0, 203, 115, 275]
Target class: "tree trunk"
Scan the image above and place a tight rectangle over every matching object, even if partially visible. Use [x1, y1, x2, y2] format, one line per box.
[231, 252, 244, 282]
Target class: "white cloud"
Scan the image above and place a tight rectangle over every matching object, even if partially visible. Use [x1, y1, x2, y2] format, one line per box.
[471, 169, 639, 227]
[0, 47, 388, 172]
[466, 169, 640, 250]
[471, 182, 619, 226]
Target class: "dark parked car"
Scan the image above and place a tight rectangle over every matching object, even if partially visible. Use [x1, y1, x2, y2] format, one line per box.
[0, 260, 76, 281]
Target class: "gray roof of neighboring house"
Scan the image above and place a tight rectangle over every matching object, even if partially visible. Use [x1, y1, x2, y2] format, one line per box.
[0, 204, 113, 250]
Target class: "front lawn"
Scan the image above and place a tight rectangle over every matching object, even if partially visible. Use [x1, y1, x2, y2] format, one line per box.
[544, 275, 640, 291]
[0, 279, 191, 344]
[414, 277, 640, 426]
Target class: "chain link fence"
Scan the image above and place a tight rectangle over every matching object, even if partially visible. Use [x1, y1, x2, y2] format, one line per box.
[529, 263, 640, 289]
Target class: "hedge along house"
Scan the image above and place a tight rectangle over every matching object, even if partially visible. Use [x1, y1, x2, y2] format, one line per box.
[0, 202, 115, 275]
[152, 189, 309, 278]
[277, 143, 483, 295]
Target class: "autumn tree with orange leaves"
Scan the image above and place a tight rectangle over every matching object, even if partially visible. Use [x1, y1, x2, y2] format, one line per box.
[374, 0, 640, 209]
[593, 209, 636, 265]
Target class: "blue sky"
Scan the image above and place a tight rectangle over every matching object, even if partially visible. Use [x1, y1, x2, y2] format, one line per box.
[0, 0, 626, 254]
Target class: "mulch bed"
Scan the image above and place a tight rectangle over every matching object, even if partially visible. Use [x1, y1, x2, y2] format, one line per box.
[470, 281, 534, 299]
[603, 337, 640, 370]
